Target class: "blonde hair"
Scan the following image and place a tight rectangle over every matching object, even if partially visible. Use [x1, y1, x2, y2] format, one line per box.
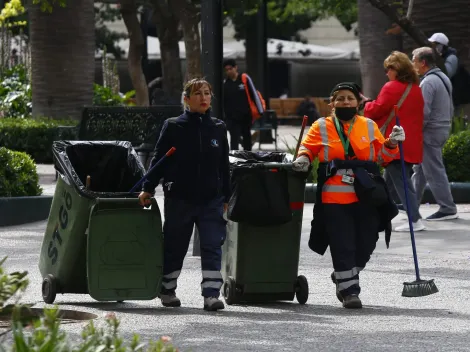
[182, 78, 213, 110]
[384, 51, 420, 84]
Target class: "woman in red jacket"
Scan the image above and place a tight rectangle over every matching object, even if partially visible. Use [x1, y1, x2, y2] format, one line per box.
[363, 51, 425, 232]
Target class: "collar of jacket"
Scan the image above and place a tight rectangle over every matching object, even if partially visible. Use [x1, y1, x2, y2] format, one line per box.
[181, 109, 213, 124]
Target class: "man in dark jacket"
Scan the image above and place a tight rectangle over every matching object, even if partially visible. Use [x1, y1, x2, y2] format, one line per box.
[223, 58, 263, 151]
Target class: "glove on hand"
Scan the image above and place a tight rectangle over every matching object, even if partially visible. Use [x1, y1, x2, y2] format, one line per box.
[292, 155, 310, 172]
[389, 125, 405, 144]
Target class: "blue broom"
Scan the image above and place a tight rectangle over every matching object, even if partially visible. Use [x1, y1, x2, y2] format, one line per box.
[393, 105, 438, 298]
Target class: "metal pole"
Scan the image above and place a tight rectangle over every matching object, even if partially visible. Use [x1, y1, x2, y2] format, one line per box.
[192, 0, 223, 257]
[256, 0, 268, 103]
[201, 0, 223, 120]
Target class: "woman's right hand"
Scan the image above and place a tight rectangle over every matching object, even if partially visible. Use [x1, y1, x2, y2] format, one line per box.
[138, 191, 152, 207]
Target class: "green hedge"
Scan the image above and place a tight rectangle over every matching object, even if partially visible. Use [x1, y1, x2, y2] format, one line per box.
[0, 147, 42, 197]
[0, 118, 78, 163]
[443, 130, 470, 182]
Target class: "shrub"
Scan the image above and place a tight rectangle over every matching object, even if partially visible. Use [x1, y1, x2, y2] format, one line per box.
[443, 130, 470, 182]
[0, 258, 179, 351]
[93, 83, 136, 106]
[0, 118, 78, 163]
[0, 64, 32, 118]
[0, 147, 42, 197]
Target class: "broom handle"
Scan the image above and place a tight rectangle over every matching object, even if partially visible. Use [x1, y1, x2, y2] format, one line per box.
[129, 147, 176, 193]
[394, 105, 421, 281]
[294, 115, 308, 159]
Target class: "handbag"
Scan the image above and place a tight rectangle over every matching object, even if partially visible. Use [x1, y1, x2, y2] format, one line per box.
[379, 83, 412, 135]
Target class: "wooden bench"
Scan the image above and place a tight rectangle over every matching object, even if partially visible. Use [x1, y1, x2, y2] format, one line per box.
[269, 97, 331, 121]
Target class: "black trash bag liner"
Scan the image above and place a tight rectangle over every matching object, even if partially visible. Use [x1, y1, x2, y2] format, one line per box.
[228, 152, 292, 226]
[229, 150, 291, 164]
[53, 141, 146, 198]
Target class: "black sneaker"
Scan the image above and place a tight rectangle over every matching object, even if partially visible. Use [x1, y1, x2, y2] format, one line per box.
[426, 211, 458, 221]
[343, 294, 362, 309]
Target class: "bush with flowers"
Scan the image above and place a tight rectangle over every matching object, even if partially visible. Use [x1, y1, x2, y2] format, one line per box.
[0, 257, 180, 351]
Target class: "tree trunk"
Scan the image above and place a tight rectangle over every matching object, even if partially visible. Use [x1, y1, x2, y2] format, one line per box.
[120, 0, 149, 106]
[358, 0, 403, 98]
[152, 0, 183, 103]
[170, 0, 202, 80]
[28, 0, 94, 120]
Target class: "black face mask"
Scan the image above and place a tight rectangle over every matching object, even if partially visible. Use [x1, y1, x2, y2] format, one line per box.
[335, 107, 357, 121]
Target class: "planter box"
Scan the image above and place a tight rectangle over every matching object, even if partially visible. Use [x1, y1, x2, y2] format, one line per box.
[0, 196, 52, 227]
[304, 182, 470, 204]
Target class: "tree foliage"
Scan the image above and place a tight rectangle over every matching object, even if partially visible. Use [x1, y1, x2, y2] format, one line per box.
[224, 0, 357, 42]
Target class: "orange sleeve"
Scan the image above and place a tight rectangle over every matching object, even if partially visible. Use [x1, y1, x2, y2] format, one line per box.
[372, 123, 398, 164]
[298, 121, 323, 161]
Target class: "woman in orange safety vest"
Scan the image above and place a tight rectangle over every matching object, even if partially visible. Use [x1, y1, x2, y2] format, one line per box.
[292, 82, 405, 309]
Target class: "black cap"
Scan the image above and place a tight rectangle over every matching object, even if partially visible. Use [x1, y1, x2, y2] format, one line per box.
[330, 82, 361, 101]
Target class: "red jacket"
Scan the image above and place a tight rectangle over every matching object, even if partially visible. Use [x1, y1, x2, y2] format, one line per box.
[363, 81, 424, 164]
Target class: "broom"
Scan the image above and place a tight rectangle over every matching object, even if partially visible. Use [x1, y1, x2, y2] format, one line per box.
[294, 115, 309, 159]
[393, 105, 439, 298]
[129, 147, 176, 193]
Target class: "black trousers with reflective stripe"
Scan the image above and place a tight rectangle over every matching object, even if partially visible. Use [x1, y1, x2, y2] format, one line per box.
[323, 202, 379, 297]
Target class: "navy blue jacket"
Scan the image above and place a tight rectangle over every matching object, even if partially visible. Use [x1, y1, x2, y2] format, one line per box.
[142, 110, 231, 204]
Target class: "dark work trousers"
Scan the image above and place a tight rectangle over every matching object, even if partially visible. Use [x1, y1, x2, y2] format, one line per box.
[227, 118, 252, 151]
[384, 161, 422, 223]
[161, 196, 227, 298]
[323, 202, 380, 297]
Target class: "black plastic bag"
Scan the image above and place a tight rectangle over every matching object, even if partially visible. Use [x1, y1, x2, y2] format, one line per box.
[227, 151, 292, 226]
[53, 141, 146, 198]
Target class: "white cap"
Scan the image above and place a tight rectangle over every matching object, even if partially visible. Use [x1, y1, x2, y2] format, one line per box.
[428, 33, 449, 46]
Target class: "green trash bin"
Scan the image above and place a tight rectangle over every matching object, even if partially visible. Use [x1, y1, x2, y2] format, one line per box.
[222, 152, 309, 305]
[38, 141, 163, 304]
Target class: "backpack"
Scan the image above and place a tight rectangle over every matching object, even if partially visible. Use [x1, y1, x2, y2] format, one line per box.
[241, 73, 266, 122]
[450, 64, 470, 106]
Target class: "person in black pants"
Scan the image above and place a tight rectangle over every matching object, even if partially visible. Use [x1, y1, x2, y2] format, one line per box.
[139, 78, 230, 311]
[223, 58, 263, 151]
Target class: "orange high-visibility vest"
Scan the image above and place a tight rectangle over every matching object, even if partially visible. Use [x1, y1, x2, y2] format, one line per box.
[298, 115, 398, 204]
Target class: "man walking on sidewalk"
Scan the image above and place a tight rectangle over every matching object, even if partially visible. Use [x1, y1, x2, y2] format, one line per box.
[223, 59, 265, 151]
[411, 47, 458, 221]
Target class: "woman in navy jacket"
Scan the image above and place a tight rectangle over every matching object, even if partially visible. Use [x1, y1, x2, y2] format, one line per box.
[139, 78, 230, 311]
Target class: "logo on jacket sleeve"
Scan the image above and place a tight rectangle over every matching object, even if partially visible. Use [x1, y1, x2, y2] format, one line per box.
[211, 139, 219, 147]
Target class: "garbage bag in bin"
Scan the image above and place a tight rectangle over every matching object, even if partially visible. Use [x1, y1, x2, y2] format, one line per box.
[52, 140, 146, 196]
[228, 151, 293, 226]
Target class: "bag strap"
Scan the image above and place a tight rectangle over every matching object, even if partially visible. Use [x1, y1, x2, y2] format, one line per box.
[379, 83, 412, 135]
[428, 72, 451, 97]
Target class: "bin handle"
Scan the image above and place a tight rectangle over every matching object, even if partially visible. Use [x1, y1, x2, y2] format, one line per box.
[94, 197, 158, 211]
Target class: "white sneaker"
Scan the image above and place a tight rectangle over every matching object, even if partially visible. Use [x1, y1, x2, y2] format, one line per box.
[395, 219, 426, 232]
[203, 297, 225, 311]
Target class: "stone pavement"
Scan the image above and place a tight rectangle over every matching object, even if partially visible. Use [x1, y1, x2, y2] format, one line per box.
[2, 125, 470, 351]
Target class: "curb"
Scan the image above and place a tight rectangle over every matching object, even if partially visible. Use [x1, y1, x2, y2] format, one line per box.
[304, 182, 470, 204]
[0, 196, 52, 227]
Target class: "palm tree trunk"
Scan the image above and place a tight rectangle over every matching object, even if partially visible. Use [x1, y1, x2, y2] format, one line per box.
[358, 0, 402, 98]
[28, 0, 95, 120]
[120, 0, 149, 106]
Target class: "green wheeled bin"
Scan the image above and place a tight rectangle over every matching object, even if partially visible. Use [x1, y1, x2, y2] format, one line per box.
[221, 152, 309, 305]
[38, 141, 163, 304]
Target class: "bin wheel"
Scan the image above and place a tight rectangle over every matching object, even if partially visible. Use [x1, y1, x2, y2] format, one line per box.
[295, 275, 309, 305]
[223, 277, 237, 305]
[42, 274, 57, 304]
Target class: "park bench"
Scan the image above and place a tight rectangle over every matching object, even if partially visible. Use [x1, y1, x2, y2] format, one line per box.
[269, 97, 330, 122]
[55, 105, 182, 179]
